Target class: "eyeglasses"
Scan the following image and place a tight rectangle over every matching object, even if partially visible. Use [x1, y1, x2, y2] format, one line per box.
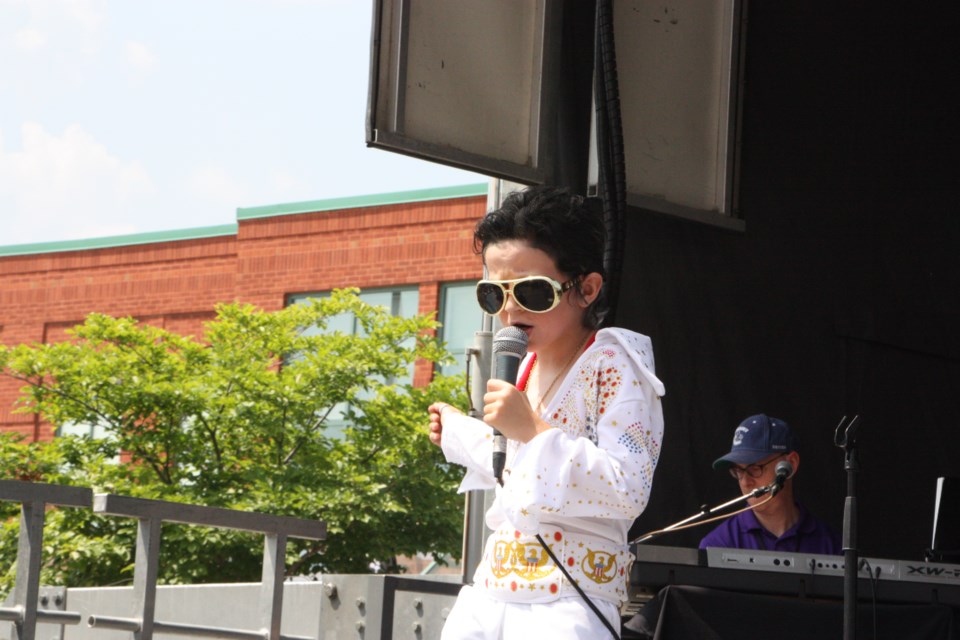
[728, 454, 786, 480]
[476, 276, 577, 315]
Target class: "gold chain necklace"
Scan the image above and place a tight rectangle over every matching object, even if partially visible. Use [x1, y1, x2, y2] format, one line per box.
[532, 332, 593, 412]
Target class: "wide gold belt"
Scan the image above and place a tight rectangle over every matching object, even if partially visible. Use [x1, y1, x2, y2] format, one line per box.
[472, 525, 633, 604]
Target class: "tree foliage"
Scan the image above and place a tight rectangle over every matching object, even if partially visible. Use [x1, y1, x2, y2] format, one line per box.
[0, 291, 467, 593]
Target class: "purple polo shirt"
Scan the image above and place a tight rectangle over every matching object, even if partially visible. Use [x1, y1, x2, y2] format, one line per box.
[699, 503, 842, 555]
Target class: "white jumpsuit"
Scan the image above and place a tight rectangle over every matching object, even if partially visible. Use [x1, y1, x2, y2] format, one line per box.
[439, 328, 666, 639]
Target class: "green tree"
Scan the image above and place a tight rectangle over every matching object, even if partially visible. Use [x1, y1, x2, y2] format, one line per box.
[0, 291, 467, 593]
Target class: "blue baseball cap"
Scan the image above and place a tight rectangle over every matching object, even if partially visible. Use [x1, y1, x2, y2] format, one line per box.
[713, 414, 797, 470]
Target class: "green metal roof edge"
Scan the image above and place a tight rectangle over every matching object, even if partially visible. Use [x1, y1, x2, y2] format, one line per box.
[0, 183, 488, 258]
[236, 183, 488, 221]
[0, 223, 239, 257]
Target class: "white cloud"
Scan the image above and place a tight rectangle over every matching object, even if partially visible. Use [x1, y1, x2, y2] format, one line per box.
[0, 122, 156, 244]
[7, 0, 105, 44]
[1, 0, 106, 93]
[125, 40, 155, 70]
[63, 0, 105, 33]
[0, 1, 483, 247]
[12, 28, 46, 51]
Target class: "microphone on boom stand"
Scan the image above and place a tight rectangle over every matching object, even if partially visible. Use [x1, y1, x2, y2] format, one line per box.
[632, 463, 793, 545]
[771, 460, 795, 496]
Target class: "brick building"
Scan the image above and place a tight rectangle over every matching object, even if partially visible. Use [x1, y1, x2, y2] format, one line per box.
[0, 183, 488, 442]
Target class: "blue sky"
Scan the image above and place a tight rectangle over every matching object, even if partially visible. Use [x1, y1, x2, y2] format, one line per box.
[0, 0, 483, 247]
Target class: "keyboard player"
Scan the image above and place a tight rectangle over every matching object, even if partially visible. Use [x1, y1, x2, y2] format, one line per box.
[699, 414, 841, 554]
[626, 414, 840, 638]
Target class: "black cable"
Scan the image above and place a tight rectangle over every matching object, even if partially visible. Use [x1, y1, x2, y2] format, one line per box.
[535, 534, 620, 640]
[495, 472, 620, 638]
[479, 7, 628, 636]
[594, 0, 627, 328]
[858, 558, 880, 640]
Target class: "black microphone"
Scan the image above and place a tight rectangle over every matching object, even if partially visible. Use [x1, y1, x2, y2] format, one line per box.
[491, 326, 529, 484]
[771, 460, 794, 495]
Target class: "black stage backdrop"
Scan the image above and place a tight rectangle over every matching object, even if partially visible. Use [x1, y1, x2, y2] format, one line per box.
[622, 2, 960, 560]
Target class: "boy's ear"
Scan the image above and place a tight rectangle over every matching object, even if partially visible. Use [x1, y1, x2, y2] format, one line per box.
[580, 272, 603, 306]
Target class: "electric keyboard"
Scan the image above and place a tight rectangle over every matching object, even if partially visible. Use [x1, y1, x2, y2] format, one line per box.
[630, 544, 960, 606]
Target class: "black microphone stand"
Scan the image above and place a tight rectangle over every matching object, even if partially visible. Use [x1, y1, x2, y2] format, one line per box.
[835, 415, 861, 640]
[632, 478, 784, 545]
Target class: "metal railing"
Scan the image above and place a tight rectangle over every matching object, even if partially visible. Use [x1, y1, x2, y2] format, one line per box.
[1, 480, 325, 640]
[0, 480, 91, 640]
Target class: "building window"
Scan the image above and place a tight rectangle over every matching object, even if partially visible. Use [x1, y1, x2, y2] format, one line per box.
[287, 287, 420, 436]
[437, 282, 483, 379]
[57, 422, 111, 439]
[56, 421, 120, 462]
[289, 288, 420, 339]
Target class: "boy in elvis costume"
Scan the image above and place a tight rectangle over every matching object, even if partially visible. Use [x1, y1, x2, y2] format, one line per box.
[428, 186, 665, 639]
